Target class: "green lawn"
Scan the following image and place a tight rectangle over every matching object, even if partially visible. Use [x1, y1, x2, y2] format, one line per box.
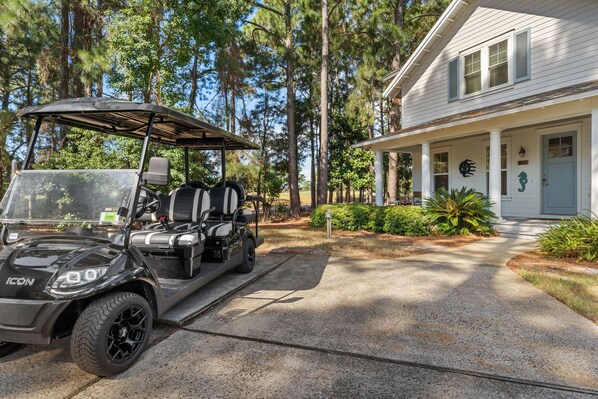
[277, 190, 313, 206]
[516, 269, 598, 324]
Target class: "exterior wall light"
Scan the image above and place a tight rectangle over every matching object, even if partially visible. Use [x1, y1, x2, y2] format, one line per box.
[518, 146, 526, 157]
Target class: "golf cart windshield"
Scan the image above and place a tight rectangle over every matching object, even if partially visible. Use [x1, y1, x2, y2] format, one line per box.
[0, 169, 138, 226]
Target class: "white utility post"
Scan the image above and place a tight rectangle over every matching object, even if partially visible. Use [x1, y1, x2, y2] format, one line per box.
[489, 129, 502, 220]
[592, 102, 598, 217]
[375, 150, 384, 206]
[421, 142, 431, 199]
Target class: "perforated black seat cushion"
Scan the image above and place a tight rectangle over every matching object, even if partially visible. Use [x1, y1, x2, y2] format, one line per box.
[168, 187, 210, 222]
[209, 186, 239, 216]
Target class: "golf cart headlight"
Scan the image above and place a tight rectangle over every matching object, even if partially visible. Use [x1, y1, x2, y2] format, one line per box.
[53, 266, 109, 289]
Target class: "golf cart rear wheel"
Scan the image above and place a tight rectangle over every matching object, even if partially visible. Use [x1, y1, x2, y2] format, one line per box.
[235, 238, 256, 274]
[0, 341, 21, 358]
[70, 292, 152, 376]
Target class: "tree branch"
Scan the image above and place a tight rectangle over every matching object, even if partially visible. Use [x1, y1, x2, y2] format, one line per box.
[328, 0, 344, 18]
[253, 1, 284, 18]
[405, 13, 442, 24]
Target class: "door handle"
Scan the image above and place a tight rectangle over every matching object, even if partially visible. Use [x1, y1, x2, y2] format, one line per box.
[543, 175, 548, 186]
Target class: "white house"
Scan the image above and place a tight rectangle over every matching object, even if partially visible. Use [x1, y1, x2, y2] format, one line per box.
[355, 0, 598, 221]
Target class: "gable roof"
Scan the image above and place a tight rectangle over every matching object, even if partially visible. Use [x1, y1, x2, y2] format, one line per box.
[383, 0, 469, 99]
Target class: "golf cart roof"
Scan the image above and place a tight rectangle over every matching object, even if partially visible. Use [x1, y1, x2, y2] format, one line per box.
[17, 97, 258, 150]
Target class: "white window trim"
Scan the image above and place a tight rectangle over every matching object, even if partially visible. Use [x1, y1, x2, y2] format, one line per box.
[482, 137, 511, 198]
[432, 146, 451, 191]
[460, 36, 513, 99]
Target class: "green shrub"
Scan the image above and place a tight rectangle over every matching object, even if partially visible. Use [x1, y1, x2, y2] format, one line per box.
[423, 187, 495, 235]
[383, 206, 429, 236]
[310, 204, 430, 236]
[538, 215, 598, 262]
[368, 205, 387, 233]
[311, 206, 327, 227]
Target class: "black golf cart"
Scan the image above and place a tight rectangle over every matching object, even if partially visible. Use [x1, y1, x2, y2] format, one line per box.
[0, 98, 264, 376]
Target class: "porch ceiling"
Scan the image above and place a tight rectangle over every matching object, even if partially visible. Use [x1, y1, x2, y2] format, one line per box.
[356, 82, 598, 152]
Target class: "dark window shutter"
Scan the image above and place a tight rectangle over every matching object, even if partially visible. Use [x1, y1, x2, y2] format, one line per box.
[514, 29, 531, 82]
[448, 58, 459, 101]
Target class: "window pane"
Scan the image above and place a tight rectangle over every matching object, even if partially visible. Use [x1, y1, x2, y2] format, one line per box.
[548, 138, 560, 149]
[433, 152, 449, 174]
[560, 146, 573, 157]
[434, 175, 449, 191]
[501, 144, 508, 169]
[501, 170, 507, 196]
[489, 63, 508, 87]
[464, 51, 481, 74]
[489, 40, 508, 67]
[561, 136, 573, 146]
[465, 72, 481, 94]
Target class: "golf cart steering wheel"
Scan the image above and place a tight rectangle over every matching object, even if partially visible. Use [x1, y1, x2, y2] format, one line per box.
[135, 186, 162, 219]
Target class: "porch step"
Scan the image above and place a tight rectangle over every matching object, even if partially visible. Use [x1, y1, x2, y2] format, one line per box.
[492, 219, 552, 240]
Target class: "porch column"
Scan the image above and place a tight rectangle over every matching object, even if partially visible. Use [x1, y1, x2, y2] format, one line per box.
[489, 129, 502, 219]
[592, 103, 598, 217]
[412, 152, 422, 193]
[375, 150, 384, 206]
[421, 142, 431, 199]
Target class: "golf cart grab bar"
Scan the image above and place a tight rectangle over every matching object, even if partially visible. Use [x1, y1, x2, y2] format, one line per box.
[245, 195, 264, 202]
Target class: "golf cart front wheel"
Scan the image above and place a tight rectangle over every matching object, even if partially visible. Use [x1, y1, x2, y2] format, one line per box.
[235, 238, 256, 274]
[70, 292, 152, 376]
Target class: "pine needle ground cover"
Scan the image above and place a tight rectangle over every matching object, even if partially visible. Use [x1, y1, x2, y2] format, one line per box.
[257, 218, 479, 259]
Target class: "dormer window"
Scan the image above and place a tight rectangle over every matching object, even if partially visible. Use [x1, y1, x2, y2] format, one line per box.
[448, 29, 530, 102]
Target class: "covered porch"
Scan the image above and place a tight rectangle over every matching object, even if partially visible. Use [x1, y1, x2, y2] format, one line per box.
[360, 88, 598, 220]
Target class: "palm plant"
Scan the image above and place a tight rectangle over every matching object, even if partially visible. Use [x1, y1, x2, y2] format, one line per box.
[424, 187, 496, 235]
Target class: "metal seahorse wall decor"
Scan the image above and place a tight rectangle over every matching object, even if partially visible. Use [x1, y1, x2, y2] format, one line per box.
[518, 171, 528, 192]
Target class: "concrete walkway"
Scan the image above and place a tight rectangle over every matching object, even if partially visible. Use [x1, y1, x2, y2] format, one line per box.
[1, 237, 597, 398]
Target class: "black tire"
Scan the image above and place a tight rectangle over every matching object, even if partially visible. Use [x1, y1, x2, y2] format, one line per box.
[0, 341, 21, 358]
[235, 238, 256, 273]
[70, 292, 152, 376]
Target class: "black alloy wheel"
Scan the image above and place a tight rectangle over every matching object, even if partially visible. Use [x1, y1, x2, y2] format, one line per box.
[70, 292, 152, 376]
[235, 238, 256, 273]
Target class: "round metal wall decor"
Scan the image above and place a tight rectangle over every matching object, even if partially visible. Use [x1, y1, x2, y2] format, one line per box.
[458, 159, 476, 177]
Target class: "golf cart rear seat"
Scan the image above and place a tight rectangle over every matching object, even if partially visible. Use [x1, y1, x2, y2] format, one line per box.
[206, 186, 238, 238]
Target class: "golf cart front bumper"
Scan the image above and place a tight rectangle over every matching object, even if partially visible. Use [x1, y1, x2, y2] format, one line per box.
[0, 298, 71, 345]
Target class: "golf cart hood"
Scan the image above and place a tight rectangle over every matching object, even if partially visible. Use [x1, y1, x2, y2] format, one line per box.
[0, 237, 123, 300]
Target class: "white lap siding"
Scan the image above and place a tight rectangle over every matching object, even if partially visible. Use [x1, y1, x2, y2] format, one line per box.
[402, 0, 598, 129]
[427, 117, 591, 217]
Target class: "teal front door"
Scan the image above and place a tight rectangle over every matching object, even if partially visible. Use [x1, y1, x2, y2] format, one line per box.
[542, 132, 577, 215]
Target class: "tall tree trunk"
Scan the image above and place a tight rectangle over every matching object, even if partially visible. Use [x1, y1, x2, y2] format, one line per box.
[310, 114, 316, 209]
[60, 0, 70, 101]
[317, 0, 329, 205]
[188, 49, 199, 113]
[388, 0, 407, 203]
[285, 5, 300, 217]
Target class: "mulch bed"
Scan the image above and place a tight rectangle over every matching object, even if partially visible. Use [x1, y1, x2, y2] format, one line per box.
[508, 250, 598, 275]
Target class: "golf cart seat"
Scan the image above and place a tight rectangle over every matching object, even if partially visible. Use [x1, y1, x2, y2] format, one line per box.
[131, 187, 211, 248]
[206, 186, 238, 238]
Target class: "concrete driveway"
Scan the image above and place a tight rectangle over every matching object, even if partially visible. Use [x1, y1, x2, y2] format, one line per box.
[1, 237, 597, 398]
